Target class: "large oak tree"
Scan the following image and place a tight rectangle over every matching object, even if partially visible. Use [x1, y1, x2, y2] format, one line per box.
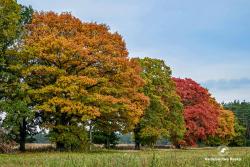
[22, 12, 149, 150]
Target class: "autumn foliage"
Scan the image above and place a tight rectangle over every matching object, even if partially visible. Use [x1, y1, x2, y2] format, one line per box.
[0, 2, 239, 151]
[206, 109, 235, 145]
[134, 58, 185, 149]
[22, 12, 149, 149]
[217, 109, 235, 139]
[173, 78, 220, 146]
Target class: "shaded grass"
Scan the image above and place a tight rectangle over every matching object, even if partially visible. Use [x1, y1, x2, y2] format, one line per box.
[0, 147, 250, 167]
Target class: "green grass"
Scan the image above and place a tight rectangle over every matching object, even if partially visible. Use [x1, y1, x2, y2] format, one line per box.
[0, 147, 250, 167]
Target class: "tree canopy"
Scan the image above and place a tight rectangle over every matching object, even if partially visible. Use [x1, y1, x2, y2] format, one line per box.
[21, 12, 149, 150]
[173, 78, 220, 146]
[134, 58, 185, 149]
[0, 0, 34, 152]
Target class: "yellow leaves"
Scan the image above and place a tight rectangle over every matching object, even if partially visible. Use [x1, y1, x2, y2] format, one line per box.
[55, 75, 97, 99]
[37, 97, 100, 118]
[128, 104, 144, 116]
[56, 75, 97, 88]
[94, 94, 130, 105]
[8, 64, 22, 71]
[140, 127, 161, 138]
[216, 109, 235, 139]
[28, 85, 63, 98]
[23, 65, 65, 76]
[36, 103, 53, 112]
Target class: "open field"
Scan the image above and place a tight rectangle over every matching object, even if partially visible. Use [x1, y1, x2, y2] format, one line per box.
[0, 147, 250, 167]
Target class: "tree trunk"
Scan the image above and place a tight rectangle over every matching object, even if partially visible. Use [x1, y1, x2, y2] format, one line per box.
[55, 112, 67, 151]
[175, 144, 181, 149]
[19, 118, 27, 152]
[134, 123, 141, 150]
[106, 134, 110, 149]
[89, 121, 93, 151]
[135, 141, 140, 150]
[56, 142, 65, 151]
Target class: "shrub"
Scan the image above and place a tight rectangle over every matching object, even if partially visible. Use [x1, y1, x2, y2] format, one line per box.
[49, 125, 89, 151]
[0, 128, 16, 153]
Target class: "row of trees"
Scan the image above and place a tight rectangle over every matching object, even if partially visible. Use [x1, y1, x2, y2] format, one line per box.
[0, 0, 246, 152]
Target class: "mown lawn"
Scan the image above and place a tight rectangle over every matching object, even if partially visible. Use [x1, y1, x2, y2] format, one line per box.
[0, 147, 249, 167]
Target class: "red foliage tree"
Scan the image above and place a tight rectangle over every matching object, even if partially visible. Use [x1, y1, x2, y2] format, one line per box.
[173, 78, 219, 146]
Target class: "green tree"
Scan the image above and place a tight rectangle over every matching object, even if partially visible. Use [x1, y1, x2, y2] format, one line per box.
[134, 57, 185, 149]
[229, 119, 246, 146]
[223, 101, 250, 146]
[0, 0, 34, 152]
[0, 0, 20, 55]
[0, 0, 21, 99]
[90, 119, 121, 149]
[92, 130, 119, 148]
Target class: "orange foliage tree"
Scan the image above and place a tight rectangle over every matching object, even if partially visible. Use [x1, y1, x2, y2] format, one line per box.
[22, 12, 149, 150]
[206, 108, 235, 146]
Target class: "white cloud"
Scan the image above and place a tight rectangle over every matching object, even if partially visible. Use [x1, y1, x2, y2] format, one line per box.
[201, 78, 250, 102]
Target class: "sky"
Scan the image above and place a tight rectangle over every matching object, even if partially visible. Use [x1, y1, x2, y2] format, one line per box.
[17, 0, 250, 102]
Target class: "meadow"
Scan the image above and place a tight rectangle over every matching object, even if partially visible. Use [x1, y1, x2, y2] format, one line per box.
[0, 147, 249, 167]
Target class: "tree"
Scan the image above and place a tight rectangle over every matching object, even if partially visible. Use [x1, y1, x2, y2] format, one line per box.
[0, 0, 20, 55]
[206, 109, 235, 146]
[22, 12, 149, 150]
[0, 0, 21, 100]
[49, 124, 89, 151]
[91, 118, 121, 149]
[0, 0, 33, 71]
[133, 58, 185, 149]
[223, 101, 250, 146]
[92, 129, 119, 148]
[0, 0, 34, 152]
[173, 78, 219, 146]
[229, 119, 246, 146]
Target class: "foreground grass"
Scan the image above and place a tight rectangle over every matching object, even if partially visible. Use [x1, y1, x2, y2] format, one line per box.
[0, 147, 250, 167]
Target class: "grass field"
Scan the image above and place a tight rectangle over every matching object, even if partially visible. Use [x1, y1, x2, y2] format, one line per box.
[0, 147, 250, 167]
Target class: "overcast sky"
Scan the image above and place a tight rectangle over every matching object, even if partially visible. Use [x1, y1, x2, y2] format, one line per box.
[18, 0, 250, 102]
